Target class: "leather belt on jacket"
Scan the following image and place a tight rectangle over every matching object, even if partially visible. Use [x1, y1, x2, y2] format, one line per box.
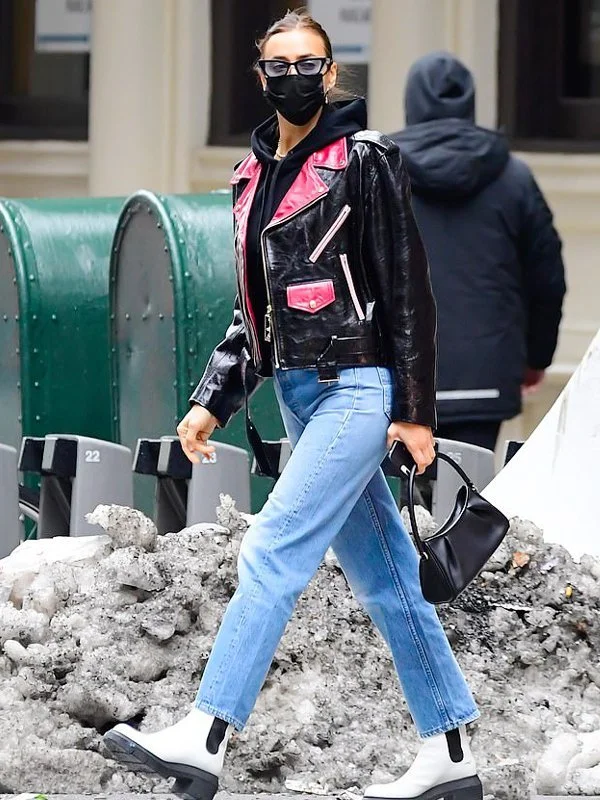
[315, 332, 381, 382]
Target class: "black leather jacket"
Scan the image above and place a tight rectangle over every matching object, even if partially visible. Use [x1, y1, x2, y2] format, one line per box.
[190, 130, 438, 429]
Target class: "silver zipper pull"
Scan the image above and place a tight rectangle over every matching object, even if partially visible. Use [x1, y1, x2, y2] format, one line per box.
[264, 305, 272, 343]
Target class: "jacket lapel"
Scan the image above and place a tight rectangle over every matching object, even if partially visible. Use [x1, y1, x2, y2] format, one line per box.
[269, 136, 349, 227]
[228, 136, 349, 333]
[231, 153, 262, 275]
[231, 156, 262, 339]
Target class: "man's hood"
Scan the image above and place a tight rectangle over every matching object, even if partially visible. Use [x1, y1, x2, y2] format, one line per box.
[392, 52, 509, 198]
[404, 51, 476, 126]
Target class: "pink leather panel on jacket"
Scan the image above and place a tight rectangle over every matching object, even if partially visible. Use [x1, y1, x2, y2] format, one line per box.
[286, 279, 336, 313]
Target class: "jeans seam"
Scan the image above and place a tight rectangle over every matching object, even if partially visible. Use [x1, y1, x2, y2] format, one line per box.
[375, 366, 393, 422]
[203, 369, 361, 706]
[283, 401, 305, 432]
[205, 388, 304, 696]
[363, 485, 452, 728]
[236, 368, 361, 686]
[278, 372, 308, 420]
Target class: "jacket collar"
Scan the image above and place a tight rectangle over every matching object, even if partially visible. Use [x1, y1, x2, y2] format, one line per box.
[230, 136, 348, 186]
[230, 152, 260, 185]
[311, 136, 348, 170]
[232, 136, 349, 232]
[270, 137, 348, 226]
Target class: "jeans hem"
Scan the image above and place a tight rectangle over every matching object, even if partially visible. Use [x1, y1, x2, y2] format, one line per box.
[418, 708, 481, 739]
[194, 699, 245, 732]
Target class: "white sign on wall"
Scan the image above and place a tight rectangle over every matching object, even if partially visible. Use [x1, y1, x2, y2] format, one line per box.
[309, 0, 371, 64]
[35, 0, 92, 53]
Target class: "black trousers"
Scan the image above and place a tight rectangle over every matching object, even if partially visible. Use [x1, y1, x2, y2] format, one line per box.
[435, 420, 502, 452]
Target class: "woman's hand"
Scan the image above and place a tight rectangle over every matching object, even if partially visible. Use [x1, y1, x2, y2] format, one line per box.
[177, 404, 220, 464]
[387, 421, 435, 475]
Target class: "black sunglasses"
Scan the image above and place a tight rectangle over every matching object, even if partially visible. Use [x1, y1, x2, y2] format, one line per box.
[258, 57, 332, 79]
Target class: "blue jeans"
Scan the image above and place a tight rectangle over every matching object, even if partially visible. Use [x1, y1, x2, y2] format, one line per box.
[195, 366, 480, 737]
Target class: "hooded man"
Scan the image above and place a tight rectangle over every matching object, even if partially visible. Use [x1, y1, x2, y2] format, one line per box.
[391, 52, 566, 451]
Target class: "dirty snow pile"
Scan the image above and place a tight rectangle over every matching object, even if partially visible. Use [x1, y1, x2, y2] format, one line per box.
[0, 497, 599, 799]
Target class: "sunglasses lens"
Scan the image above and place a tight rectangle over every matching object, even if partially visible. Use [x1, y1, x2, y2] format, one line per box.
[296, 58, 324, 76]
[264, 61, 289, 78]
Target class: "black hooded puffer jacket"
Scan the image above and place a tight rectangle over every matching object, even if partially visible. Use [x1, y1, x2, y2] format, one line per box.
[392, 52, 566, 424]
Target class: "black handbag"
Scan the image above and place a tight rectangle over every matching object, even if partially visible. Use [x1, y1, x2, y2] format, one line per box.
[389, 444, 510, 604]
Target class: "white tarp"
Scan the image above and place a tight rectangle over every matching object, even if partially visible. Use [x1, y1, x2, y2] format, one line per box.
[309, 0, 371, 64]
[483, 328, 600, 560]
[35, 0, 92, 53]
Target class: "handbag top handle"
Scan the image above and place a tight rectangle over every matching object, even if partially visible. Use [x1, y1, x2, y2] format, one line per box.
[407, 452, 476, 560]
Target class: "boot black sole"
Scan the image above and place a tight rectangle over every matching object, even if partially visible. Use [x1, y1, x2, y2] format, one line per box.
[365, 774, 483, 800]
[103, 729, 219, 800]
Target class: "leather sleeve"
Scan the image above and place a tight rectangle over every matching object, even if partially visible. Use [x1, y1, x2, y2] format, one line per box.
[362, 143, 438, 428]
[188, 294, 264, 428]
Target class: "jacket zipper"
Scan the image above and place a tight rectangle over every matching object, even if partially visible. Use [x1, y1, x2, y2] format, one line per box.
[237, 159, 277, 367]
[260, 193, 328, 368]
[339, 253, 365, 321]
[264, 304, 273, 344]
[241, 280, 261, 364]
[235, 233, 261, 365]
[308, 204, 352, 263]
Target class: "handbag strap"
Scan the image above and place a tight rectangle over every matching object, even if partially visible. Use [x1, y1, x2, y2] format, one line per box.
[241, 354, 280, 479]
[406, 452, 476, 559]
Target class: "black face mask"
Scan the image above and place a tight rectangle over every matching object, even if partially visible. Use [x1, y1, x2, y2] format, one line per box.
[263, 74, 325, 126]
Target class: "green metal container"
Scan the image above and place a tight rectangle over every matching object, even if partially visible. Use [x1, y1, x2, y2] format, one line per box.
[0, 197, 123, 451]
[110, 190, 284, 514]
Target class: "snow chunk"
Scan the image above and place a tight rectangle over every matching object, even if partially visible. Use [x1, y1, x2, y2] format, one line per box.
[86, 504, 157, 551]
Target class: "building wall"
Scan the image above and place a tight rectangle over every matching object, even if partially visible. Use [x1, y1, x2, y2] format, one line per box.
[0, 0, 597, 441]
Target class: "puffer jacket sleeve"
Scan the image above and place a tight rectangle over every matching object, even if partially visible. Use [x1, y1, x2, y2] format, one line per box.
[188, 293, 264, 428]
[362, 142, 438, 428]
[517, 163, 567, 370]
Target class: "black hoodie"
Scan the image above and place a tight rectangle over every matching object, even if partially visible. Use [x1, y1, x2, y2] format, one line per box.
[389, 52, 565, 425]
[392, 51, 509, 199]
[245, 98, 367, 374]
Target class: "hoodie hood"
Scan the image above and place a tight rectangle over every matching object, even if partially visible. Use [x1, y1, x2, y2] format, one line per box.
[393, 53, 509, 199]
[251, 97, 367, 167]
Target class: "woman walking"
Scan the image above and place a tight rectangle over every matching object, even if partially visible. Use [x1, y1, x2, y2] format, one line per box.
[104, 11, 482, 800]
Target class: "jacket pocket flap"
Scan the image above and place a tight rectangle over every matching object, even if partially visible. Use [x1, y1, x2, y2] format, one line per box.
[286, 280, 335, 313]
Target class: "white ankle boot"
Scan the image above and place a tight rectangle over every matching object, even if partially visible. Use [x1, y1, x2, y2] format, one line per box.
[103, 706, 233, 800]
[363, 725, 482, 800]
